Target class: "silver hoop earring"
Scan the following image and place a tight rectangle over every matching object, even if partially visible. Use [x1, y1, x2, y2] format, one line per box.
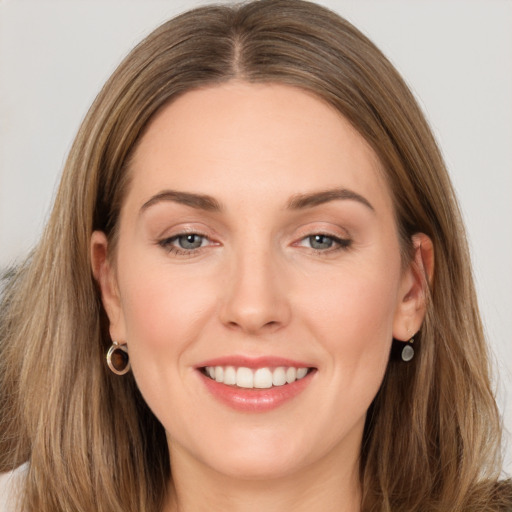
[106, 341, 131, 375]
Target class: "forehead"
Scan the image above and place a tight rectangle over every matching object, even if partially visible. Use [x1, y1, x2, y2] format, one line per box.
[126, 81, 392, 214]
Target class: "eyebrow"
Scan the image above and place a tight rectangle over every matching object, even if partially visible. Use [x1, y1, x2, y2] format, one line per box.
[140, 187, 374, 215]
[140, 190, 223, 213]
[287, 188, 375, 212]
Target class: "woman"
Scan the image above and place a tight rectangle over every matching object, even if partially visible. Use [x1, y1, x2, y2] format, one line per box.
[0, 1, 510, 510]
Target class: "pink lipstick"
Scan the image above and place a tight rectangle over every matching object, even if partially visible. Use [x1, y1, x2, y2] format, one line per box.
[196, 356, 316, 412]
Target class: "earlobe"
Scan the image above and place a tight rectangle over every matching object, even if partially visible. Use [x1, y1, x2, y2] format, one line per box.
[392, 233, 434, 341]
[90, 231, 126, 342]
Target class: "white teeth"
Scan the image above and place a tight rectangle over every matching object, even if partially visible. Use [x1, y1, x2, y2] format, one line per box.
[215, 366, 224, 383]
[236, 367, 254, 388]
[253, 368, 273, 389]
[224, 366, 236, 385]
[296, 367, 308, 379]
[286, 367, 297, 384]
[204, 365, 310, 388]
[272, 367, 287, 386]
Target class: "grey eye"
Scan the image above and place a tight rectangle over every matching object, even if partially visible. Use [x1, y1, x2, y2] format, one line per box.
[177, 234, 204, 250]
[308, 235, 334, 250]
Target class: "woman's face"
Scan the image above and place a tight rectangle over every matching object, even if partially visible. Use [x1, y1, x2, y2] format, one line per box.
[94, 82, 424, 480]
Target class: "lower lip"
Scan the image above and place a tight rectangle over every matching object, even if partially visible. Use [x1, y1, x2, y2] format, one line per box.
[199, 370, 315, 412]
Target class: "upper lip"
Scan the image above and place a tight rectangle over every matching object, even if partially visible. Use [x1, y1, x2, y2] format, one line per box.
[195, 355, 315, 369]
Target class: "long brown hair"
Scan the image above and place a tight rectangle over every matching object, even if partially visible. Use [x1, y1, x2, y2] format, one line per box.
[1, 1, 510, 510]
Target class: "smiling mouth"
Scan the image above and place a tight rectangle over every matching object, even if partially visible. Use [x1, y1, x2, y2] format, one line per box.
[201, 366, 314, 389]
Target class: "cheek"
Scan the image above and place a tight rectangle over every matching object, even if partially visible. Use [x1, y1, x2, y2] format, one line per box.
[114, 260, 220, 419]
[303, 262, 400, 346]
[116, 248, 219, 360]
[299, 257, 401, 396]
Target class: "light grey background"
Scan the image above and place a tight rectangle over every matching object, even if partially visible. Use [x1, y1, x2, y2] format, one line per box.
[1, 0, 511, 474]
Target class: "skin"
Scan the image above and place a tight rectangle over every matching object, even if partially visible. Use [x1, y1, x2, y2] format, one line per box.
[91, 82, 433, 512]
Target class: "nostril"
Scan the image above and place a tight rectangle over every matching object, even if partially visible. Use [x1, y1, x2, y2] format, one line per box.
[218, 278, 292, 334]
[224, 318, 283, 335]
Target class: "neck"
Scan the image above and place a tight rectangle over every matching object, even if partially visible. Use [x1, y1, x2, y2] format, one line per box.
[163, 439, 362, 512]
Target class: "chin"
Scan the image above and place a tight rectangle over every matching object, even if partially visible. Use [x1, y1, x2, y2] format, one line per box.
[195, 424, 335, 481]
[206, 449, 306, 481]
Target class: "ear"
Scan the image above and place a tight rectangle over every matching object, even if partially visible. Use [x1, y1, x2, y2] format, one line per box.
[90, 231, 126, 342]
[392, 232, 434, 341]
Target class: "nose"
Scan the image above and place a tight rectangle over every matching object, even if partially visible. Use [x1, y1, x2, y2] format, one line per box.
[219, 245, 291, 335]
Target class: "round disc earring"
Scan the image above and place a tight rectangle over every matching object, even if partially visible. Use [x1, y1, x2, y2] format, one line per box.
[401, 338, 415, 362]
[391, 337, 416, 362]
[106, 341, 131, 375]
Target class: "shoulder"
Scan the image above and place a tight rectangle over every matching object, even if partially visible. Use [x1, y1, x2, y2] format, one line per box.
[0, 465, 26, 512]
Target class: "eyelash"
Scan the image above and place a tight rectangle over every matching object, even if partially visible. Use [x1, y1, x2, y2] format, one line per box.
[158, 232, 212, 256]
[158, 232, 352, 256]
[296, 233, 352, 254]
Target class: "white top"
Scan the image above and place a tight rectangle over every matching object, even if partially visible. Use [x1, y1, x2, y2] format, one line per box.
[0, 466, 25, 512]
